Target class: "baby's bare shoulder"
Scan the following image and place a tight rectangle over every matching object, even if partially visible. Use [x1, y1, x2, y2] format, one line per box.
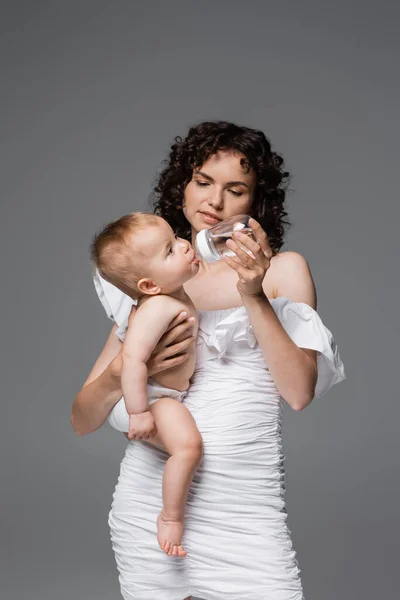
[137, 294, 186, 319]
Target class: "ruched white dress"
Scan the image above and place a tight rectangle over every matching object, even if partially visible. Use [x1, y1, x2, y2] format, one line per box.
[94, 273, 345, 600]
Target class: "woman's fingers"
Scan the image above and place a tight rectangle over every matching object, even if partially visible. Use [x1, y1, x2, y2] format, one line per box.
[159, 336, 195, 359]
[248, 217, 273, 258]
[155, 352, 189, 372]
[147, 312, 195, 376]
[223, 254, 252, 279]
[226, 238, 255, 267]
[229, 218, 273, 261]
[231, 231, 269, 262]
[147, 352, 189, 377]
[232, 231, 261, 257]
[165, 311, 191, 333]
[159, 318, 195, 348]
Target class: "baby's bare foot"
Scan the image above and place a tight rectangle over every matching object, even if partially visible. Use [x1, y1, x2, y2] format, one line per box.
[157, 511, 186, 557]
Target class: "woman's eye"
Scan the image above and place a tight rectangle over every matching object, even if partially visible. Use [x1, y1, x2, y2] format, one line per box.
[196, 181, 209, 187]
[229, 189, 243, 197]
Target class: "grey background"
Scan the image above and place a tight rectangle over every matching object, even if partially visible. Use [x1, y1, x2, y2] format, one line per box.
[1, 1, 399, 599]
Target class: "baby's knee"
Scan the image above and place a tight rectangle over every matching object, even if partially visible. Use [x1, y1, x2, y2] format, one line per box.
[180, 431, 203, 463]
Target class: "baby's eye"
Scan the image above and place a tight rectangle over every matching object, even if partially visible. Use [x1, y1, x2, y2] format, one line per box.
[168, 245, 174, 255]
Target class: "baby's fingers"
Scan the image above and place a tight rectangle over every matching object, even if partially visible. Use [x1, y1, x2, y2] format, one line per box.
[127, 427, 135, 439]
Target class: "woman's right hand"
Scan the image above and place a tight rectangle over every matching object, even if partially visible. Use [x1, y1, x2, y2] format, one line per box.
[109, 307, 196, 379]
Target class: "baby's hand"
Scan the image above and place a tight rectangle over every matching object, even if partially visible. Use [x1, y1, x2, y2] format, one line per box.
[128, 412, 157, 441]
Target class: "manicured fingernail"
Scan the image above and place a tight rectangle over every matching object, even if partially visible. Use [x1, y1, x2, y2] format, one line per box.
[181, 311, 187, 317]
[188, 317, 196, 323]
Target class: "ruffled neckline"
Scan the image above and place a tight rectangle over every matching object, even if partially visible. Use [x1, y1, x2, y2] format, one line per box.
[197, 305, 256, 358]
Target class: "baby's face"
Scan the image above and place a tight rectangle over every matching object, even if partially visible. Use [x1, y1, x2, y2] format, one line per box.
[131, 218, 200, 294]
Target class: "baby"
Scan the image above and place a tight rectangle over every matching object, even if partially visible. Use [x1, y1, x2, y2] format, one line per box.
[91, 212, 202, 558]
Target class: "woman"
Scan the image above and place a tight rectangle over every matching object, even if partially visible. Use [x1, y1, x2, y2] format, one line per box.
[72, 121, 345, 600]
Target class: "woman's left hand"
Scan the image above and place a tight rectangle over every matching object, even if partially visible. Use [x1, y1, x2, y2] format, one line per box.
[223, 217, 273, 297]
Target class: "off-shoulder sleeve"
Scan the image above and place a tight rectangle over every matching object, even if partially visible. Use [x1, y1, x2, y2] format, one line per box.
[93, 270, 135, 340]
[93, 270, 134, 431]
[271, 297, 345, 397]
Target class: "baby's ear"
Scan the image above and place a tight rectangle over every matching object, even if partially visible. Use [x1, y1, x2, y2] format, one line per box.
[137, 278, 161, 296]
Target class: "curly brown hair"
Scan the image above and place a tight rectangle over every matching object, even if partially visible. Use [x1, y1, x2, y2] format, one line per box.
[152, 121, 290, 252]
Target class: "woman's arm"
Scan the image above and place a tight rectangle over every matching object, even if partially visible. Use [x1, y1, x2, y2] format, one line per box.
[244, 252, 318, 411]
[71, 309, 196, 436]
[224, 222, 318, 411]
[71, 323, 124, 436]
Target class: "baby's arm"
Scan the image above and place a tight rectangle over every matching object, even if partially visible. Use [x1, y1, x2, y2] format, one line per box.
[121, 296, 185, 438]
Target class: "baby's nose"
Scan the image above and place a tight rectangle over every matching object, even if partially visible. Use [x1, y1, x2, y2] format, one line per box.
[180, 239, 190, 253]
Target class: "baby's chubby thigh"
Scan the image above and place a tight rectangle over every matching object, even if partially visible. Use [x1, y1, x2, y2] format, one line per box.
[149, 395, 203, 459]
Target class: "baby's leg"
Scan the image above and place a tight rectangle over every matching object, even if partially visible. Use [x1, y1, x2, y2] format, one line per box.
[149, 398, 203, 557]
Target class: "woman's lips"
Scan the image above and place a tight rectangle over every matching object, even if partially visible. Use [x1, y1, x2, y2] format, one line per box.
[199, 211, 221, 224]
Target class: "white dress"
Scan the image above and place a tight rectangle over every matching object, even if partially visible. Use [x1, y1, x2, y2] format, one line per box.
[94, 273, 345, 600]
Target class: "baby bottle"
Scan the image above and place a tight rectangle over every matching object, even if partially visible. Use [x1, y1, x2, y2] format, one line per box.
[195, 214, 256, 263]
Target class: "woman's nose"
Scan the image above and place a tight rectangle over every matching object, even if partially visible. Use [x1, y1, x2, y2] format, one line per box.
[208, 188, 223, 209]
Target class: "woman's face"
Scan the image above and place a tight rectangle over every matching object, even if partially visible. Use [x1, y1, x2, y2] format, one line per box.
[183, 150, 256, 235]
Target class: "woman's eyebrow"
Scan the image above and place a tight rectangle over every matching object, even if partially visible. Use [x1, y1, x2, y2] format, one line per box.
[195, 170, 214, 181]
[195, 170, 249, 188]
[225, 180, 249, 188]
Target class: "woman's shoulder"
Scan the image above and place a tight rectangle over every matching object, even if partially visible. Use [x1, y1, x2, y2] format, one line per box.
[270, 250, 310, 272]
[266, 251, 316, 306]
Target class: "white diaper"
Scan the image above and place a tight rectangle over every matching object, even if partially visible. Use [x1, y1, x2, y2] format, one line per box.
[147, 378, 187, 406]
[107, 379, 188, 432]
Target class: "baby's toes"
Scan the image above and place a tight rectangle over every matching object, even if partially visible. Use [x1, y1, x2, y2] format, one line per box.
[177, 545, 187, 557]
[163, 540, 172, 555]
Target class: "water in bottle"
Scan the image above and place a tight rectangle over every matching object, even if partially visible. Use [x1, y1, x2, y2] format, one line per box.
[195, 214, 256, 263]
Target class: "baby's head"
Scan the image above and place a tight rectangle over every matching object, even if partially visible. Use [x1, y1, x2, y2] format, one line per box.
[91, 212, 199, 299]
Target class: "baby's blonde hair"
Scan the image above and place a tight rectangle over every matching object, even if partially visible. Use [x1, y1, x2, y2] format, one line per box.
[90, 212, 161, 299]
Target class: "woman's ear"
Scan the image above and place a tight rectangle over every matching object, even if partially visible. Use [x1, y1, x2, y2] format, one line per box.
[137, 278, 161, 296]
